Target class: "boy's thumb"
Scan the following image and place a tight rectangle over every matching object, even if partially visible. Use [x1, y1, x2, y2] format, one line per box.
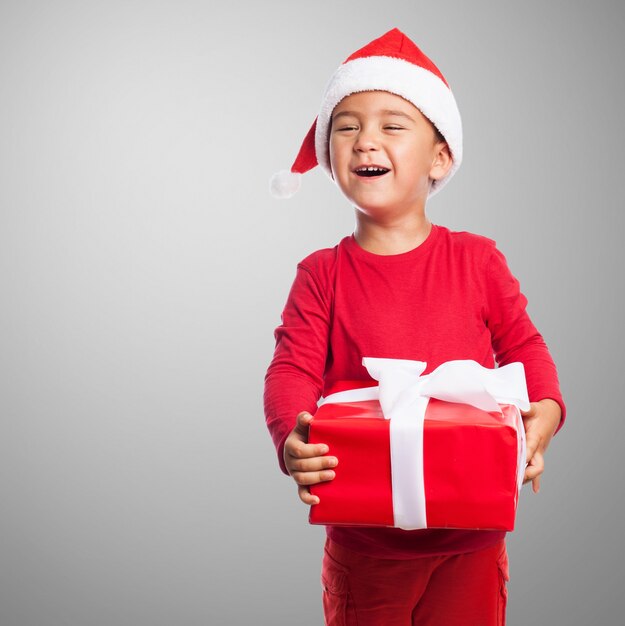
[295, 411, 313, 432]
[525, 435, 540, 463]
[520, 402, 537, 418]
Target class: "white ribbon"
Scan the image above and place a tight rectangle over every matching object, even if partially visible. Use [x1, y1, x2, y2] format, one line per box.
[318, 358, 530, 530]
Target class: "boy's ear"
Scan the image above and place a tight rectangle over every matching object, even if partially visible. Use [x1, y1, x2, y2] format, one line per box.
[429, 142, 453, 182]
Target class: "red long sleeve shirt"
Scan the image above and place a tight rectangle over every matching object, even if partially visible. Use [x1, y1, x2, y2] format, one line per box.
[264, 223, 566, 558]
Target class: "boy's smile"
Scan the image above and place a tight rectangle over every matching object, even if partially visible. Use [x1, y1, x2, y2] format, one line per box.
[328, 90, 451, 216]
[353, 165, 391, 178]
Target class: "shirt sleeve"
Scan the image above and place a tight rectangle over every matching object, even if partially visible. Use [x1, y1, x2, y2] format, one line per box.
[264, 263, 331, 474]
[484, 245, 567, 434]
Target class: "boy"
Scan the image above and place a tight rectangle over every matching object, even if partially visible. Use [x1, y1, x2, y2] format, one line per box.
[264, 28, 565, 625]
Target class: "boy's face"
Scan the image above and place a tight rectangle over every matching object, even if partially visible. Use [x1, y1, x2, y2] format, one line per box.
[328, 90, 451, 215]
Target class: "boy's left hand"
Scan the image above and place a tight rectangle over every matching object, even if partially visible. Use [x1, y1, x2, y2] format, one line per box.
[521, 399, 562, 494]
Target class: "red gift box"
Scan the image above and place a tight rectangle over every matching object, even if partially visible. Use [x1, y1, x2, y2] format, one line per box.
[308, 358, 528, 531]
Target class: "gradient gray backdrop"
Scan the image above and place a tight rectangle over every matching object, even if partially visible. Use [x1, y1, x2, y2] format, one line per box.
[1, 1, 623, 624]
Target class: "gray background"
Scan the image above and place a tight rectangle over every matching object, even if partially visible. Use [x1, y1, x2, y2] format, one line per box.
[1, 1, 623, 624]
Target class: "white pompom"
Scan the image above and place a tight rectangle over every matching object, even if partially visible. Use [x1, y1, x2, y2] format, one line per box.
[269, 169, 302, 199]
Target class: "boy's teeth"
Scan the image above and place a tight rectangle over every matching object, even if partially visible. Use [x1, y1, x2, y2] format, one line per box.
[356, 166, 389, 176]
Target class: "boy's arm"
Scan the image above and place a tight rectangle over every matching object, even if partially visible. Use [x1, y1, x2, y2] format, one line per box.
[484, 244, 567, 433]
[484, 244, 566, 491]
[264, 263, 331, 475]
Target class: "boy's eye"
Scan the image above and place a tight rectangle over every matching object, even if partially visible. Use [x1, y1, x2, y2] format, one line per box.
[385, 126, 403, 130]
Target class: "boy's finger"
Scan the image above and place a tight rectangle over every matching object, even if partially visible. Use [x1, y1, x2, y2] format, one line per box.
[525, 434, 540, 464]
[523, 450, 544, 483]
[532, 474, 541, 494]
[520, 402, 537, 418]
[291, 469, 336, 486]
[298, 485, 320, 505]
[294, 411, 314, 435]
[287, 441, 330, 460]
[525, 442, 538, 464]
[289, 455, 338, 473]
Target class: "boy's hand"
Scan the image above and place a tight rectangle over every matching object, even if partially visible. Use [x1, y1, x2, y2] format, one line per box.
[283, 411, 338, 506]
[521, 399, 562, 494]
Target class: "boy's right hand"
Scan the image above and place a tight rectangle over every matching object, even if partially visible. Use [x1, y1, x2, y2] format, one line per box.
[284, 411, 338, 506]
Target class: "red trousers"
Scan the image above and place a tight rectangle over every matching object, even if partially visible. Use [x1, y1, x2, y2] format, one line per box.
[321, 537, 509, 626]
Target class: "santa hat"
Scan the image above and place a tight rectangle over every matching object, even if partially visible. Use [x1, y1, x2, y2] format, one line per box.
[270, 27, 463, 199]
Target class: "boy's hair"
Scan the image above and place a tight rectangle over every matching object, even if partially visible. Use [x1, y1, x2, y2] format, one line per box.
[432, 125, 446, 145]
[270, 28, 462, 200]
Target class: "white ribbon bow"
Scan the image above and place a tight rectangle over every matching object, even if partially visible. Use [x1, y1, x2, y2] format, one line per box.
[318, 358, 530, 530]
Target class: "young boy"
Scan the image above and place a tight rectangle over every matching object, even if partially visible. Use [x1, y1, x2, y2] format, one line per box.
[264, 28, 566, 626]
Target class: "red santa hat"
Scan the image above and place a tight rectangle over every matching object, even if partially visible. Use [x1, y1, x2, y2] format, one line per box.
[270, 27, 463, 200]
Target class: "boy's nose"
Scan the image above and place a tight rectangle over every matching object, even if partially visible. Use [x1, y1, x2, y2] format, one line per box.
[354, 130, 380, 152]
